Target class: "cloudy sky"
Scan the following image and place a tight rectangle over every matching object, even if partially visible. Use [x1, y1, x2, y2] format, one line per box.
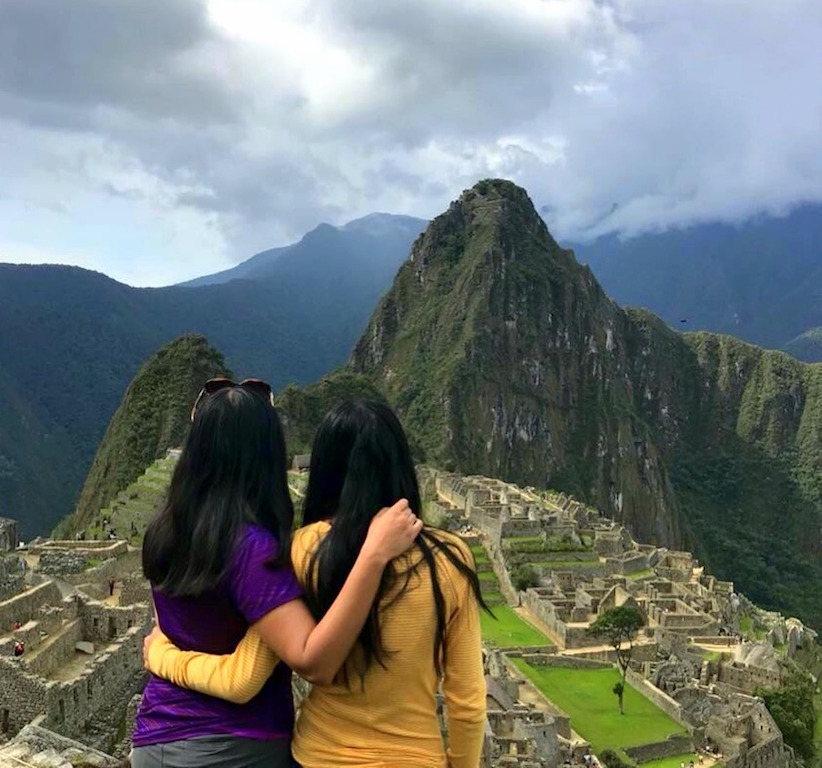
[1, 0, 820, 286]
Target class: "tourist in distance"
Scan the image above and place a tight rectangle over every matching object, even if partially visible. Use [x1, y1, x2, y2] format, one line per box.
[145, 399, 488, 768]
[131, 381, 422, 768]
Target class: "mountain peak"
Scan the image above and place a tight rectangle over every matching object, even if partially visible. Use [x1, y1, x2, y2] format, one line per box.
[405, 179, 567, 286]
[349, 179, 822, 628]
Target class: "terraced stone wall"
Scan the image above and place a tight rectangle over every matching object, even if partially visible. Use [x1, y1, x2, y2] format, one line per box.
[30, 541, 127, 556]
[0, 581, 61, 631]
[119, 577, 151, 606]
[625, 668, 688, 729]
[718, 662, 781, 694]
[79, 601, 149, 645]
[23, 619, 83, 678]
[0, 657, 48, 737]
[41, 623, 149, 749]
[64, 549, 142, 586]
[624, 734, 694, 763]
[38, 550, 90, 574]
[0, 556, 24, 602]
[742, 734, 793, 768]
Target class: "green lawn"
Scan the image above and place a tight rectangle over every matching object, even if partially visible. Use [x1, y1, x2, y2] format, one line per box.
[481, 604, 552, 647]
[511, 662, 687, 759]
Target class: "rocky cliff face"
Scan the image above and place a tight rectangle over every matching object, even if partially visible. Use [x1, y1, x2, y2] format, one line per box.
[352, 179, 822, 625]
[352, 180, 681, 545]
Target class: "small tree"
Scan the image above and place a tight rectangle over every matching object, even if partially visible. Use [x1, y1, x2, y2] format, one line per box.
[587, 605, 644, 714]
[512, 564, 539, 591]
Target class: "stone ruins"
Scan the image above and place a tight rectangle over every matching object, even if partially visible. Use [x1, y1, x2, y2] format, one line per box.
[421, 468, 809, 768]
[0, 533, 151, 767]
[0, 454, 177, 767]
[0, 455, 814, 767]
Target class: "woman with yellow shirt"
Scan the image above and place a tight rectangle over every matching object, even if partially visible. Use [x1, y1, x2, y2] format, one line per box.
[145, 399, 488, 768]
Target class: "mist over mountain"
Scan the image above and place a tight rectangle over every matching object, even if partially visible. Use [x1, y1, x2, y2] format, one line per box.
[573, 204, 822, 360]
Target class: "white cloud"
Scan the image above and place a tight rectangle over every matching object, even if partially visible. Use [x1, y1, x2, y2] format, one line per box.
[0, 0, 820, 285]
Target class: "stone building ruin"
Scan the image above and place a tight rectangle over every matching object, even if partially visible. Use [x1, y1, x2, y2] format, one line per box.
[0, 531, 151, 762]
[422, 468, 807, 768]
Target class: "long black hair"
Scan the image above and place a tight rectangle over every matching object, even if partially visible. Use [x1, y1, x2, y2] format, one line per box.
[302, 399, 488, 682]
[143, 386, 294, 596]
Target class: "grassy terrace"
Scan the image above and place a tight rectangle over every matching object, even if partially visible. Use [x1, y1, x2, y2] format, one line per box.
[470, 544, 552, 648]
[501, 534, 595, 553]
[481, 605, 551, 647]
[501, 534, 602, 572]
[511, 663, 688, 764]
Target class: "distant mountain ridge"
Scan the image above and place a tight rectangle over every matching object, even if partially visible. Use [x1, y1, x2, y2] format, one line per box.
[0, 214, 424, 537]
[181, 213, 427, 287]
[4, 191, 822, 562]
[572, 203, 822, 360]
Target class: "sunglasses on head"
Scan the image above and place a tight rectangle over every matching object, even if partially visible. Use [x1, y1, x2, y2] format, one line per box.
[190, 377, 274, 422]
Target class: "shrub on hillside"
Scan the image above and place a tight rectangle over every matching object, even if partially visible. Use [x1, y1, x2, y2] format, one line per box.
[512, 564, 539, 591]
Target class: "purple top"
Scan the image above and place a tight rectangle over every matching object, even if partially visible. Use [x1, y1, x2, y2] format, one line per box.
[133, 524, 303, 746]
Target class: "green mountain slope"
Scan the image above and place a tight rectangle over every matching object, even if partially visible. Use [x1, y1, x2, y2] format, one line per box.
[351, 179, 822, 627]
[352, 180, 683, 545]
[54, 335, 230, 538]
[277, 371, 386, 458]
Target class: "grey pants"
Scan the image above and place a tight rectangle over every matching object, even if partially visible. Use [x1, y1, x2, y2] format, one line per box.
[131, 736, 299, 768]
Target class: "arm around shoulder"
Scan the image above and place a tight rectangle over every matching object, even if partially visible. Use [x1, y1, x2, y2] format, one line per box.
[146, 627, 277, 704]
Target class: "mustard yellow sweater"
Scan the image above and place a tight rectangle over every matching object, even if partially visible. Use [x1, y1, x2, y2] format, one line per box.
[147, 522, 486, 768]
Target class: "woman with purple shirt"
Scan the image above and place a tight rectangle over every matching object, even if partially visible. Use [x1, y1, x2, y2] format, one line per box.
[131, 379, 421, 768]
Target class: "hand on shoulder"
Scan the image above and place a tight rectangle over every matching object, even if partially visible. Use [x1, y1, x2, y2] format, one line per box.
[360, 499, 423, 566]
